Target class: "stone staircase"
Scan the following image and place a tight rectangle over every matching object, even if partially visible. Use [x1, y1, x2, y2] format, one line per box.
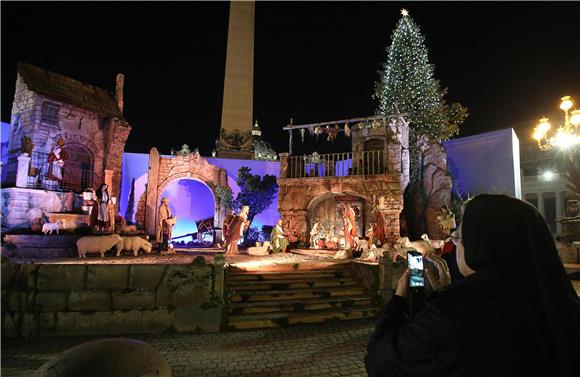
[224, 263, 378, 330]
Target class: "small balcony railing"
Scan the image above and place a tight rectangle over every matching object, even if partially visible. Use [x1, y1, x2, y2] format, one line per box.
[286, 150, 388, 179]
[24, 152, 100, 193]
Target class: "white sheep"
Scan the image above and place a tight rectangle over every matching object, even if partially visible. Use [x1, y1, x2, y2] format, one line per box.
[358, 244, 385, 262]
[77, 234, 123, 258]
[116, 236, 153, 257]
[397, 236, 435, 255]
[42, 220, 65, 235]
[247, 241, 271, 256]
[421, 234, 446, 250]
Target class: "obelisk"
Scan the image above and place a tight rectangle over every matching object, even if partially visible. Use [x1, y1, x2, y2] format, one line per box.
[216, 0, 255, 159]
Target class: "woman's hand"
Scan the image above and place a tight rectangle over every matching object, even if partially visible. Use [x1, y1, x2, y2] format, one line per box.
[425, 253, 451, 290]
[395, 269, 411, 298]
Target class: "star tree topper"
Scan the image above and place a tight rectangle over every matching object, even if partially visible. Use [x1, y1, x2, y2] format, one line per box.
[401, 9, 409, 17]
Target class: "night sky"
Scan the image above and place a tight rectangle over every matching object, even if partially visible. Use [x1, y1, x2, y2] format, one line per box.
[2, 2, 579, 156]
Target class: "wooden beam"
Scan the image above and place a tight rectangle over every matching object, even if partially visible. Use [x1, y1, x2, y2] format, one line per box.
[282, 113, 405, 131]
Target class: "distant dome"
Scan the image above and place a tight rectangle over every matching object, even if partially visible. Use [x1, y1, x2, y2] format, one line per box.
[252, 120, 277, 161]
[253, 138, 278, 161]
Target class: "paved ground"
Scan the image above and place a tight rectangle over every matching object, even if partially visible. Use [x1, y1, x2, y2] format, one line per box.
[2, 319, 374, 377]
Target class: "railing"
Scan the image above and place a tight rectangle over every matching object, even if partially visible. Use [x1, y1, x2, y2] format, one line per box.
[24, 151, 100, 193]
[286, 150, 388, 179]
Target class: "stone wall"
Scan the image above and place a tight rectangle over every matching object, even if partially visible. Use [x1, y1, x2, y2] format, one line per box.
[1, 255, 225, 338]
[277, 174, 404, 245]
[4, 71, 131, 225]
[1, 187, 83, 230]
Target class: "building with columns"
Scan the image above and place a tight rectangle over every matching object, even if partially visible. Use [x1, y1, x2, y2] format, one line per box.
[519, 139, 570, 237]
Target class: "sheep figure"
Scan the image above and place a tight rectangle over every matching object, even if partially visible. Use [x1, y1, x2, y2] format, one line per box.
[116, 236, 153, 257]
[397, 236, 435, 255]
[421, 234, 446, 250]
[77, 234, 123, 258]
[42, 220, 65, 235]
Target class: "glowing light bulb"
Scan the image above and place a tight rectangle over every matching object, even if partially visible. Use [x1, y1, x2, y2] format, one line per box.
[560, 96, 573, 111]
[570, 110, 580, 126]
[542, 170, 555, 181]
[538, 117, 551, 133]
[533, 130, 544, 141]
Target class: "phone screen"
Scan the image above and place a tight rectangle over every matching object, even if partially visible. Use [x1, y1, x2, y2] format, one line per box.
[407, 252, 425, 288]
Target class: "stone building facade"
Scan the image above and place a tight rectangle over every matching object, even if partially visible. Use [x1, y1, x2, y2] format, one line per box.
[277, 116, 410, 246]
[1, 63, 131, 229]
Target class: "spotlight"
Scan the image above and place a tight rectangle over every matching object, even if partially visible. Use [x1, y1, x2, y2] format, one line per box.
[541, 170, 555, 181]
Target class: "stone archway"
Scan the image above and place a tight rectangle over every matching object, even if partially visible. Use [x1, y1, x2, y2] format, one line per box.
[307, 192, 370, 240]
[143, 148, 228, 241]
[277, 175, 404, 246]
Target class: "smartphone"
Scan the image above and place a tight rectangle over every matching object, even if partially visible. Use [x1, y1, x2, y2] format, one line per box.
[407, 250, 425, 288]
[407, 250, 425, 318]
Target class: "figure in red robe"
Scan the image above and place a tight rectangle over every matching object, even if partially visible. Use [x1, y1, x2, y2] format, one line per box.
[224, 206, 250, 255]
[370, 196, 387, 246]
[342, 203, 358, 250]
[47, 146, 65, 181]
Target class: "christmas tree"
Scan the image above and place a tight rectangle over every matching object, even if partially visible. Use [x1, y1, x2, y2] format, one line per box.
[375, 9, 468, 239]
[374, 9, 467, 141]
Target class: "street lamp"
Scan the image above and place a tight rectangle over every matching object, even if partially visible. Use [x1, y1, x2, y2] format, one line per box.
[533, 96, 580, 151]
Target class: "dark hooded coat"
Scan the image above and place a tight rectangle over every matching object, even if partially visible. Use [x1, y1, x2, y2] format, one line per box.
[365, 194, 580, 377]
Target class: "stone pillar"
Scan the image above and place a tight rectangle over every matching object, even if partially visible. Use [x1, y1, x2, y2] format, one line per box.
[104, 170, 115, 232]
[216, 1, 255, 159]
[538, 191, 545, 218]
[15, 153, 31, 188]
[279, 153, 289, 178]
[377, 254, 406, 303]
[213, 254, 225, 305]
[145, 148, 160, 239]
[556, 191, 566, 235]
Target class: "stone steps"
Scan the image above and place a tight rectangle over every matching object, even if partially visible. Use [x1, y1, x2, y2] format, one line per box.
[228, 296, 373, 314]
[229, 286, 366, 302]
[227, 270, 352, 282]
[227, 278, 358, 291]
[225, 305, 379, 330]
[224, 263, 378, 330]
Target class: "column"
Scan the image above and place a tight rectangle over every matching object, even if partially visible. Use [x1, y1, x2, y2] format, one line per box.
[556, 191, 564, 236]
[15, 153, 31, 188]
[537, 191, 545, 218]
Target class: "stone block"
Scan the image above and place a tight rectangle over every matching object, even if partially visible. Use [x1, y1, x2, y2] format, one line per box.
[129, 265, 167, 290]
[37, 265, 86, 290]
[2, 290, 25, 312]
[165, 265, 212, 308]
[68, 291, 111, 311]
[23, 264, 39, 290]
[86, 265, 128, 290]
[173, 307, 222, 333]
[112, 290, 156, 310]
[37, 312, 58, 336]
[2, 312, 24, 338]
[109, 310, 142, 334]
[54, 311, 75, 336]
[142, 309, 172, 333]
[33, 292, 68, 311]
[74, 311, 110, 335]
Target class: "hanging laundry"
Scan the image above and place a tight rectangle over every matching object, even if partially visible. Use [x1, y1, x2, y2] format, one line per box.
[300, 128, 306, 143]
[344, 122, 351, 137]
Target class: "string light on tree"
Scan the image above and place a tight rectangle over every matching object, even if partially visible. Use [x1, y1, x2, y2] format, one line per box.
[374, 9, 467, 142]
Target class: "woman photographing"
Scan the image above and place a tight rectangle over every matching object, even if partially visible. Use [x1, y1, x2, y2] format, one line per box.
[365, 194, 580, 377]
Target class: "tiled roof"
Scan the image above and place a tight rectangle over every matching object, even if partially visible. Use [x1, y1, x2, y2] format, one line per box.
[17, 62, 125, 120]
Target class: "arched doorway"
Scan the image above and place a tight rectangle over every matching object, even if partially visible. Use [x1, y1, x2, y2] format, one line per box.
[61, 143, 94, 191]
[158, 178, 215, 247]
[307, 192, 371, 245]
